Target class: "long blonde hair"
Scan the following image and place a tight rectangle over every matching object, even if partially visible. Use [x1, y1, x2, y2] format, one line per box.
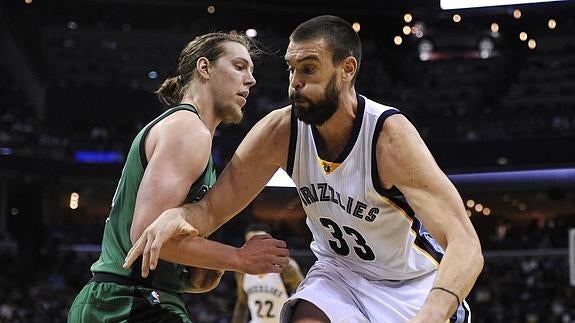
[156, 32, 257, 106]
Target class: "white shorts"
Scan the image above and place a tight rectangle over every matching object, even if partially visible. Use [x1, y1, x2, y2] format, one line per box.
[280, 260, 470, 323]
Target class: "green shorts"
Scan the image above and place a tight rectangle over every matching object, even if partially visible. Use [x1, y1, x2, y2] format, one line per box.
[68, 279, 191, 323]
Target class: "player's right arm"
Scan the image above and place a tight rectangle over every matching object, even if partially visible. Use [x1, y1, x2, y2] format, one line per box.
[124, 107, 293, 275]
[192, 107, 293, 234]
[231, 272, 249, 323]
[376, 114, 483, 322]
[129, 110, 210, 247]
[127, 110, 288, 276]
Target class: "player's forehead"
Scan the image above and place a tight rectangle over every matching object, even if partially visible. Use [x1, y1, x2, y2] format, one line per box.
[285, 38, 331, 65]
[220, 41, 254, 68]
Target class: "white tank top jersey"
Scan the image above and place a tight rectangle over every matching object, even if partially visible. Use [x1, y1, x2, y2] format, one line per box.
[243, 273, 289, 323]
[287, 95, 445, 281]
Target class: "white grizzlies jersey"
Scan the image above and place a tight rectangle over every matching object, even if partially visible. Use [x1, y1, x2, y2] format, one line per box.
[287, 95, 444, 281]
[243, 273, 289, 323]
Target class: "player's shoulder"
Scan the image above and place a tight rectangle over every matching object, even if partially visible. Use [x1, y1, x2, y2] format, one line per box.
[152, 110, 211, 159]
[287, 256, 300, 267]
[282, 257, 302, 275]
[379, 113, 415, 136]
[262, 105, 292, 124]
[254, 105, 293, 138]
[359, 97, 411, 135]
[362, 96, 400, 116]
[166, 110, 210, 138]
[365, 100, 418, 148]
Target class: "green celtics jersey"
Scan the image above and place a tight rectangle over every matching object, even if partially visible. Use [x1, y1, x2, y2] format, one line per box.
[91, 104, 216, 293]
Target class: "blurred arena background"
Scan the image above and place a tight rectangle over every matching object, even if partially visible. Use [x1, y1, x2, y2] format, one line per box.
[1, 0, 575, 321]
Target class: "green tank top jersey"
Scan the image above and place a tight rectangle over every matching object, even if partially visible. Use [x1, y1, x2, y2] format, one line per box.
[90, 104, 216, 293]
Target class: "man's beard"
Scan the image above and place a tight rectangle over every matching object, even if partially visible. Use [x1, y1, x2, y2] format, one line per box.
[290, 75, 339, 126]
[216, 104, 243, 125]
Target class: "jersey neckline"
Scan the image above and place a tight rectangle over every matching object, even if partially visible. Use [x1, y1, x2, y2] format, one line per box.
[310, 94, 365, 164]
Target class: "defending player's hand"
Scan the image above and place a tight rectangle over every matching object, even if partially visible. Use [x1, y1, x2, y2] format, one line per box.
[185, 267, 225, 293]
[239, 234, 290, 275]
[123, 207, 199, 277]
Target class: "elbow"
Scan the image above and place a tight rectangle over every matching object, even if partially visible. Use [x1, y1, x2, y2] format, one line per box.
[182, 201, 216, 237]
[470, 237, 484, 275]
[450, 231, 484, 276]
[477, 247, 484, 272]
[475, 250, 484, 274]
[474, 252, 485, 283]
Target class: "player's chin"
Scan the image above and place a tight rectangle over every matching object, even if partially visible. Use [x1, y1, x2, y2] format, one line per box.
[222, 109, 244, 125]
[292, 101, 311, 113]
[217, 103, 244, 125]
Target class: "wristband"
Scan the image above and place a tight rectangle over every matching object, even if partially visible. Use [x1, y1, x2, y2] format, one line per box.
[430, 286, 461, 305]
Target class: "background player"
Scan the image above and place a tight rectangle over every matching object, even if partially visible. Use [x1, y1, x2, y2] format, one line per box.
[232, 223, 304, 323]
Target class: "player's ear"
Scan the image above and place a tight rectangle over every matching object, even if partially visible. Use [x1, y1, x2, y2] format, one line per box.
[196, 57, 211, 80]
[341, 56, 357, 82]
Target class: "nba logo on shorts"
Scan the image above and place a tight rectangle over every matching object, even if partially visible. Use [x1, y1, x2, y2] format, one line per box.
[148, 290, 161, 304]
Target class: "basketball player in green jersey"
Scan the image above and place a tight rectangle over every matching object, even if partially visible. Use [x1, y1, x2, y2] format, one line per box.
[68, 32, 290, 322]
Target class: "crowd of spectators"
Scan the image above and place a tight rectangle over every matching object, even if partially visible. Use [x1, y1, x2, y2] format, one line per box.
[0, 214, 573, 322]
[1, 12, 574, 166]
[1, 2, 574, 322]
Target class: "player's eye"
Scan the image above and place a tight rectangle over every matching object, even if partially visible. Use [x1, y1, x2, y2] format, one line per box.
[303, 66, 315, 74]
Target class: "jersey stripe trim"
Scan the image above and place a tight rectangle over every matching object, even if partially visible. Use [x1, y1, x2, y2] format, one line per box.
[137, 104, 210, 203]
[369, 109, 444, 264]
[138, 104, 200, 169]
[286, 107, 298, 177]
[386, 195, 444, 264]
[370, 109, 403, 197]
[451, 300, 471, 323]
[309, 94, 365, 163]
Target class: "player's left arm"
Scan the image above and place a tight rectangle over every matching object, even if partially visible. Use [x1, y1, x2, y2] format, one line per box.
[280, 257, 304, 295]
[231, 272, 249, 323]
[376, 114, 483, 322]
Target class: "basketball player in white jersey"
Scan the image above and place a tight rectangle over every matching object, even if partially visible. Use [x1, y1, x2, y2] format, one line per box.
[125, 15, 484, 323]
[232, 223, 304, 323]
